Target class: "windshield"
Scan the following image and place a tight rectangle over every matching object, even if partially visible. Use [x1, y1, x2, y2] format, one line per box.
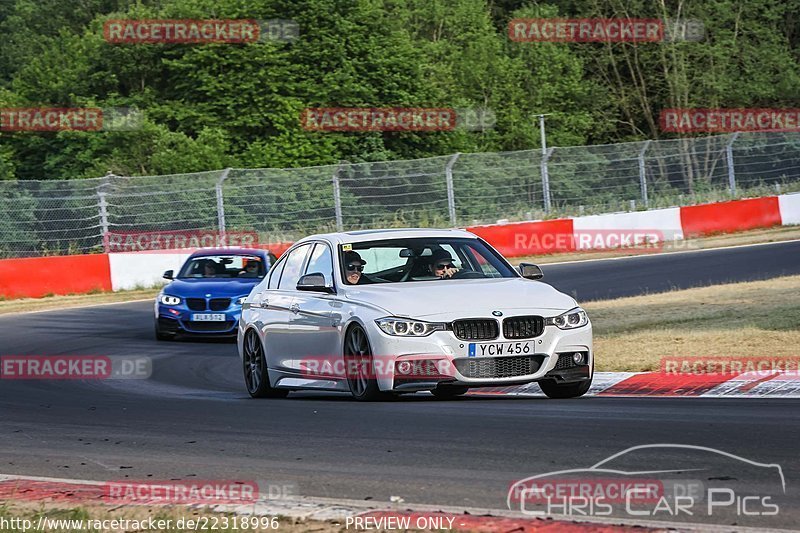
[178, 255, 266, 279]
[339, 237, 516, 285]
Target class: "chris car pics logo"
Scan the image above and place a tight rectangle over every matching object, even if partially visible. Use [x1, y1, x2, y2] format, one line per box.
[508, 444, 784, 520]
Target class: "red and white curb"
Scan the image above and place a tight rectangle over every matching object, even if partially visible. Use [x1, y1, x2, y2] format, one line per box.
[0, 473, 788, 532]
[468, 371, 800, 398]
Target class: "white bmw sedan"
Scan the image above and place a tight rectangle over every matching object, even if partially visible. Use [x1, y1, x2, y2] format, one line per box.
[238, 229, 592, 401]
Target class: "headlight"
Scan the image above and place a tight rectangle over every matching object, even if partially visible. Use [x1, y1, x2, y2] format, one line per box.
[376, 317, 446, 337]
[159, 294, 181, 306]
[546, 307, 589, 330]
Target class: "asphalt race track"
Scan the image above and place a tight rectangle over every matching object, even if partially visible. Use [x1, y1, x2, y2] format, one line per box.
[541, 238, 800, 301]
[2, 240, 800, 529]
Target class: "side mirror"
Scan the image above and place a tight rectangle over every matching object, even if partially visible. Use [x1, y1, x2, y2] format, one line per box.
[518, 263, 543, 280]
[163, 270, 174, 280]
[297, 273, 335, 294]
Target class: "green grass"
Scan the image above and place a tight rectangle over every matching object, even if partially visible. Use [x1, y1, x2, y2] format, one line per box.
[585, 275, 800, 372]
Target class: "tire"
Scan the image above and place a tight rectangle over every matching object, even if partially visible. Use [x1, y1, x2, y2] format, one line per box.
[431, 385, 469, 399]
[242, 329, 288, 399]
[344, 325, 388, 402]
[154, 322, 176, 341]
[539, 376, 592, 399]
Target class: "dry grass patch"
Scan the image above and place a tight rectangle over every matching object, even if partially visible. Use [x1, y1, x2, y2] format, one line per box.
[0, 288, 160, 315]
[584, 275, 800, 372]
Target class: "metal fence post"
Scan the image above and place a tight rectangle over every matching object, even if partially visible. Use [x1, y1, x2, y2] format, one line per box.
[541, 147, 554, 214]
[216, 168, 231, 241]
[97, 172, 114, 253]
[98, 190, 109, 253]
[638, 140, 651, 208]
[332, 162, 345, 232]
[445, 152, 460, 226]
[726, 132, 740, 196]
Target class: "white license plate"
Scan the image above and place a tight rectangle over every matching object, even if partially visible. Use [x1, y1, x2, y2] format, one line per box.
[468, 341, 535, 357]
[191, 313, 226, 322]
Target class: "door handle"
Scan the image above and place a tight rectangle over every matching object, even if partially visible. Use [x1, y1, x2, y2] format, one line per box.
[290, 303, 300, 314]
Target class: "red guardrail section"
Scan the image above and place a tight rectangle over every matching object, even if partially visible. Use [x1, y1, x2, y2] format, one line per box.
[680, 196, 782, 237]
[467, 218, 575, 257]
[257, 242, 292, 257]
[0, 254, 111, 299]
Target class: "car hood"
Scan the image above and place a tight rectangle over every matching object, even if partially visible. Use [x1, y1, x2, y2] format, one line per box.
[343, 278, 577, 319]
[163, 278, 260, 298]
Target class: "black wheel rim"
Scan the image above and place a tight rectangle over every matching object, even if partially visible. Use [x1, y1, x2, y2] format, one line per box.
[344, 327, 370, 396]
[243, 331, 263, 394]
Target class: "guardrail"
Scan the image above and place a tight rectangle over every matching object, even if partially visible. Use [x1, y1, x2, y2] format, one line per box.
[2, 131, 800, 258]
[2, 193, 797, 300]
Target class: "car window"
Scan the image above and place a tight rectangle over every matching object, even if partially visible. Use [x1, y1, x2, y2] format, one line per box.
[356, 247, 407, 274]
[267, 257, 286, 289]
[304, 243, 334, 285]
[277, 244, 312, 290]
[463, 244, 504, 278]
[355, 245, 460, 275]
[340, 237, 515, 284]
[177, 254, 265, 279]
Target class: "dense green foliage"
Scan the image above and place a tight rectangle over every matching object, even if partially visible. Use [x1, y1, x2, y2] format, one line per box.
[1, 0, 798, 181]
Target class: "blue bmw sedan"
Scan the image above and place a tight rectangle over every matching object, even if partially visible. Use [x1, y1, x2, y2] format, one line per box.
[154, 248, 276, 340]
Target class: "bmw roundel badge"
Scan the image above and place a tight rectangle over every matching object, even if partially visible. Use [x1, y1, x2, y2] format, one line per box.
[492, 310, 503, 317]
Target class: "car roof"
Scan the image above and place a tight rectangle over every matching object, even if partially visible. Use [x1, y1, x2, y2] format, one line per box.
[188, 248, 268, 258]
[296, 228, 478, 246]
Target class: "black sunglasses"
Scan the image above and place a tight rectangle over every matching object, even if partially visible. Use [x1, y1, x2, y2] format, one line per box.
[346, 264, 364, 272]
[435, 263, 454, 270]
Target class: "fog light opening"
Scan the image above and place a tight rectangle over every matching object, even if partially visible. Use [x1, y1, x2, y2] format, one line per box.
[396, 361, 413, 375]
[572, 352, 585, 365]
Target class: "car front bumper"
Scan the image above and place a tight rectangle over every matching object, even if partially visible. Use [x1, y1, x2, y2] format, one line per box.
[364, 321, 593, 392]
[155, 302, 241, 336]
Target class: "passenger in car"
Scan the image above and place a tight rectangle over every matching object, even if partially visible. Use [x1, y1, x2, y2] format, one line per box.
[344, 251, 370, 285]
[239, 259, 260, 278]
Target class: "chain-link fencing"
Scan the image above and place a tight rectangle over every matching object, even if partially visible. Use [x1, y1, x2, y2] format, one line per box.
[2, 130, 799, 258]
